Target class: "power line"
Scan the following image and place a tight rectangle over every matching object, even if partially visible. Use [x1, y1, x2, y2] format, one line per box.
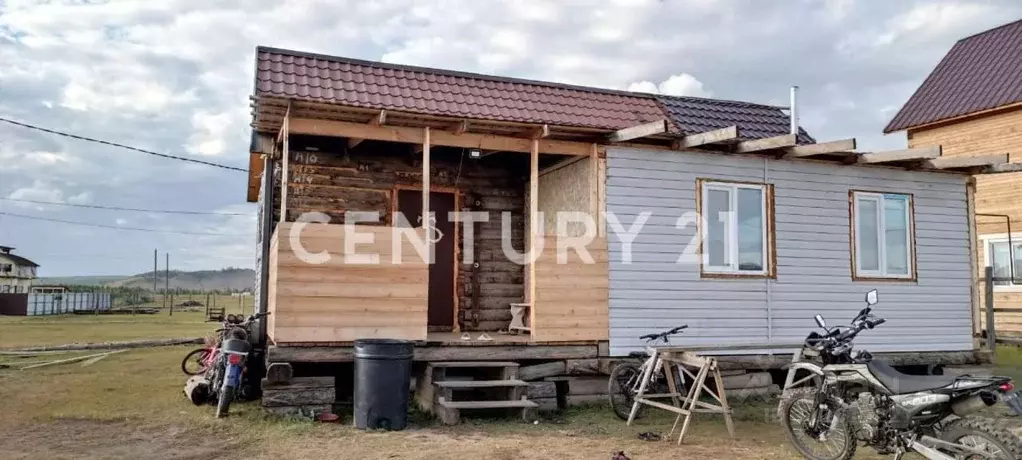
[0, 117, 248, 173]
[0, 197, 251, 216]
[0, 211, 249, 236]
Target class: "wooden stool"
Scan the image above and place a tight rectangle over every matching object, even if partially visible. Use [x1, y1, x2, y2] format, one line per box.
[508, 302, 531, 333]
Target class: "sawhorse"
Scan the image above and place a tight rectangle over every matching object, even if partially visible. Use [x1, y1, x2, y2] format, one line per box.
[626, 347, 735, 444]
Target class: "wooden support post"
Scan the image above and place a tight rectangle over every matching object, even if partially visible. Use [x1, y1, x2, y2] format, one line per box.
[986, 266, 996, 355]
[967, 178, 980, 339]
[590, 143, 599, 229]
[279, 105, 291, 223]
[528, 139, 539, 334]
[423, 127, 431, 229]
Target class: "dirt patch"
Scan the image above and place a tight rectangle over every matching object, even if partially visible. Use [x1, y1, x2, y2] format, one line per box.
[0, 418, 248, 460]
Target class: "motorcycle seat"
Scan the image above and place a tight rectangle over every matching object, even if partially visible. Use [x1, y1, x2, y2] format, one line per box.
[867, 360, 956, 394]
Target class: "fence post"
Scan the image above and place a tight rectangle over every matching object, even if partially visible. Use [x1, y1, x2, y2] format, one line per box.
[985, 266, 996, 355]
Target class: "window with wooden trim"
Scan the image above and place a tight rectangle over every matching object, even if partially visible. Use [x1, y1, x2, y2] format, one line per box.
[982, 236, 1022, 291]
[699, 180, 774, 277]
[851, 191, 915, 280]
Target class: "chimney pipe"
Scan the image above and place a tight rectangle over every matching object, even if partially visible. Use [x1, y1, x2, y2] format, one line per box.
[790, 86, 799, 136]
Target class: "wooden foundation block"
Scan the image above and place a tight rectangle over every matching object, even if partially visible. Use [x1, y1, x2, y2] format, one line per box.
[262, 376, 336, 408]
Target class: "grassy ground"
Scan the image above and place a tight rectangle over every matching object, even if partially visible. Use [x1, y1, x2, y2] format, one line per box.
[0, 310, 211, 348]
[0, 314, 1019, 459]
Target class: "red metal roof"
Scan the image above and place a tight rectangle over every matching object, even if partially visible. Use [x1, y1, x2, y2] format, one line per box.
[255, 47, 669, 131]
[885, 19, 1022, 133]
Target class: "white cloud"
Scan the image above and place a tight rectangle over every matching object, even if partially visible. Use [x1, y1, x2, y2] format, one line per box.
[67, 191, 92, 205]
[7, 180, 64, 203]
[187, 110, 235, 156]
[627, 73, 712, 97]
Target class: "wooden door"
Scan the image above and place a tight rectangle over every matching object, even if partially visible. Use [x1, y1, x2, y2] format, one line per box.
[397, 189, 456, 330]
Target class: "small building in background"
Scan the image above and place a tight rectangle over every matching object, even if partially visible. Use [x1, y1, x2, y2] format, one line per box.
[0, 246, 39, 294]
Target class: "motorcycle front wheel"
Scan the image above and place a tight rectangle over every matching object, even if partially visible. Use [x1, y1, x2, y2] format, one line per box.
[215, 387, 235, 418]
[777, 388, 856, 460]
[940, 417, 1022, 459]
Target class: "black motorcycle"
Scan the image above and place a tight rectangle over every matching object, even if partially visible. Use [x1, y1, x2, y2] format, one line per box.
[778, 289, 1022, 460]
[185, 311, 268, 418]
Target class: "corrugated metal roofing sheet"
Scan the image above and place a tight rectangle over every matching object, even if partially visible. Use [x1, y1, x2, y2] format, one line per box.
[255, 47, 668, 131]
[885, 19, 1022, 132]
[654, 95, 814, 143]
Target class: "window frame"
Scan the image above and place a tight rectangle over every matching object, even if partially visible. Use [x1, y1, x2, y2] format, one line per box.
[697, 178, 776, 279]
[849, 190, 917, 281]
[981, 234, 1022, 292]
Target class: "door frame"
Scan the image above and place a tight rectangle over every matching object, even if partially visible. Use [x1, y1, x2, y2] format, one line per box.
[392, 184, 461, 333]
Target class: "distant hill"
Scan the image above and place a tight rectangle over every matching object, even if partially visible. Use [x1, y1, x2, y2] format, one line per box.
[41, 268, 256, 292]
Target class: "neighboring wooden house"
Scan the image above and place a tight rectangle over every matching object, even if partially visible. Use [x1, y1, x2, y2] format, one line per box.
[885, 19, 1022, 335]
[248, 47, 1015, 414]
[0, 246, 38, 294]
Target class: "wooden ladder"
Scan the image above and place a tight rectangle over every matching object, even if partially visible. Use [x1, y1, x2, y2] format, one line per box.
[421, 361, 538, 425]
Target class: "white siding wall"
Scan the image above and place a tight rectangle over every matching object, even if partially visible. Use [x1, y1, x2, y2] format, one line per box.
[606, 146, 973, 356]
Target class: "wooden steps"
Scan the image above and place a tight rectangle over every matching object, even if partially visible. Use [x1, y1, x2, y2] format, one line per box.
[438, 398, 538, 409]
[429, 361, 518, 368]
[435, 379, 528, 389]
[416, 360, 537, 425]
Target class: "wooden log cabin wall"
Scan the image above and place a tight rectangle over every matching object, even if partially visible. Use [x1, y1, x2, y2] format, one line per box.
[268, 135, 528, 333]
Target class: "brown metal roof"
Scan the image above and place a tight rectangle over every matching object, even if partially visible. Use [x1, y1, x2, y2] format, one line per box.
[885, 19, 1022, 133]
[255, 47, 669, 131]
[655, 95, 814, 144]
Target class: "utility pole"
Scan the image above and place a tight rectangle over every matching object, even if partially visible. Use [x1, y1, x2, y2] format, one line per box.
[166, 253, 172, 316]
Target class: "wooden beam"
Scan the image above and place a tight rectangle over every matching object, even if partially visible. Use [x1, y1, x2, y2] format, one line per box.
[348, 110, 388, 149]
[289, 118, 597, 156]
[530, 124, 550, 139]
[979, 162, 1022, 174]
[423, 127, 430, 230]
[857, 146, 941, 164]
[733, 134, 796, 153]
[539, 156, 586, 176]
[922, 153, 1008, 170]
[607, 120, 668, 143]
[781, 138, 856, 159]
[672, 126, 739, 149]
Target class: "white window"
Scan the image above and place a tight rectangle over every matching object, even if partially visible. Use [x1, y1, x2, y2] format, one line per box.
[983, 236, 1022, 291]
[700, 180, 771, 276]
[852, 192, 914, 279]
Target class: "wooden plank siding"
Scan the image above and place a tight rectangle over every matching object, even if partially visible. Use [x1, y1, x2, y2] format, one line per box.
[532, 236, 610, 341]
[909, 106, 1022, 335]
[267, 223, 429, 343]
[605, 146, 973, 356]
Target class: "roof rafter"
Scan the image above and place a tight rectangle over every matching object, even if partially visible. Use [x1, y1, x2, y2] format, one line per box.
[348, 110, 387, 149]
[781, 138, 856, 159]
[981, 162, 1022, 174]
[672, 126, 739, 149]
[856, 146, 941, 164]
[733, 133, 796, 153]
[922, 153, 1008, 170]
[607, 119, 669, 143]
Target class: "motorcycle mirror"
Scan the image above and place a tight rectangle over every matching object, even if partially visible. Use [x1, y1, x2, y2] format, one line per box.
[865, 289, 878, 306]
[814, 314, 827, 329]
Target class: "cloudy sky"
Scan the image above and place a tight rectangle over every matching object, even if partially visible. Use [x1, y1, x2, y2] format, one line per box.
[0, 0, 1018, 277]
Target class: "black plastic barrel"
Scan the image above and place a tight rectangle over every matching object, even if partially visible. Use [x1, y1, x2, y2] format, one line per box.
[353, 338, 414, 430]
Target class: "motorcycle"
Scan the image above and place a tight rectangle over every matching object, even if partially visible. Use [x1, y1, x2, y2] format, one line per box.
[779, 289, 1022, 460]
[185, 311, 268, 418]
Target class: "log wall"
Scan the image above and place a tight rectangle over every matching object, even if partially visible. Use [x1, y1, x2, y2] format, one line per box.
[270, 139, 527, 332]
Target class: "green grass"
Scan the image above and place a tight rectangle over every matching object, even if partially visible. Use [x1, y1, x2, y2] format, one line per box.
[0, 310, 212, 348]
[994, 343, 1022, 383]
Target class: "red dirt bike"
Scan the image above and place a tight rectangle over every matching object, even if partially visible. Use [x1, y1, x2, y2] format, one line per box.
[180, 314, 253, 376]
